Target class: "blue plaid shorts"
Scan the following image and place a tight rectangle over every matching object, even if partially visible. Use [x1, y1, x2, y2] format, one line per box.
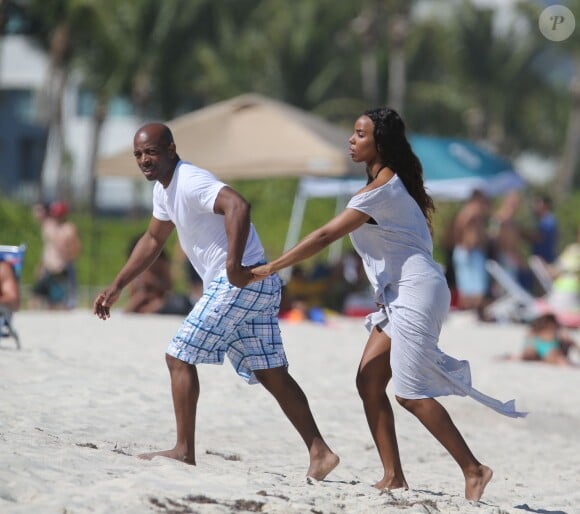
[166, 270, 287, 384]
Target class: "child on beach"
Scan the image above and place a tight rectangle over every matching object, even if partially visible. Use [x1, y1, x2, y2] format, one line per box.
[505, 313, 579, 366]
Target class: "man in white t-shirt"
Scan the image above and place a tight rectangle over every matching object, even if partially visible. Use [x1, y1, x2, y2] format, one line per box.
[93, 123, 338, 480]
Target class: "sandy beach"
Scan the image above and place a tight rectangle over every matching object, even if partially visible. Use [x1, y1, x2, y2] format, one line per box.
[1, 309, 579, 514]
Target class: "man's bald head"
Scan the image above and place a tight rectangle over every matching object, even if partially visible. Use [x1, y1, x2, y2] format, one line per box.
[134, 123, 175, 147]
[133, 122, 179, 187]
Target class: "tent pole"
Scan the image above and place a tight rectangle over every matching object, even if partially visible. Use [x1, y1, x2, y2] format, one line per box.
[328, 195, 348, 264]
[280, 183, 308, 282]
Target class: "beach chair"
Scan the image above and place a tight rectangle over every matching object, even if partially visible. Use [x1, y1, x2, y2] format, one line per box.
[0, 244, 26, 349]
[528, 255, 553, 294]
[484, 259, 540, 323]
[485, 258, 580, 328]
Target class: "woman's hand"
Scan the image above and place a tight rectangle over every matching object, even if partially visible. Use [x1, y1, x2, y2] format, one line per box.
[248, 263, 274, 284]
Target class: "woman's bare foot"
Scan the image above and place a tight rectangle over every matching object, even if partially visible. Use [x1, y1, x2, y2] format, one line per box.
[373, 476, 409, 491]
[307, 451, 340, 480]
[465, 465, 493, 501]
[138, 447, 196, 465]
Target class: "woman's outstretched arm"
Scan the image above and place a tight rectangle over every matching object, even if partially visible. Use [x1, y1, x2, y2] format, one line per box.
[252, 208, 369, 277]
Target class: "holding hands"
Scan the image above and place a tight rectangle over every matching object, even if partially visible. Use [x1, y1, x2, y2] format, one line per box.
[249, 263, 275, 283]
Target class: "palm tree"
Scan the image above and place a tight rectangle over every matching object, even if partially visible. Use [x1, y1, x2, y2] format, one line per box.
[26, 0, 113, 203]
[350, 0, 383, 106]
[185, 0, 361, 111]
[514, 0, 580, 196]
[434, 1, 555, 156]
[385, 0, 412, 114]
[550, 0, 580, 196]
[27, 0, 212, 203]
[557, 59, 580, 195]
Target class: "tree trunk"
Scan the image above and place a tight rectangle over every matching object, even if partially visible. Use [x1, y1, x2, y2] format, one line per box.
[87, 100, 108, 303]
[38, 23, 70, 202]
[387, 14, 409, 114]
[555, 60, 580, 198]
[361, 52, 379, 105]
[351, 6, 380, 105]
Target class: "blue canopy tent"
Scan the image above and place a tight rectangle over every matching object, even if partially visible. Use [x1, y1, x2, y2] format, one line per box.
[283, 135, 526, 271]
[411, 135, 525, 201]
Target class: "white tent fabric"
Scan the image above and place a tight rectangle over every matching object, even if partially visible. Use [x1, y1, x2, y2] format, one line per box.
[422, 171, 524, 201]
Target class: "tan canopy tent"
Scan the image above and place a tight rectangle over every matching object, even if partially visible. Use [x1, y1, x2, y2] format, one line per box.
[96, 93, 361, 180]
[95, 93, 365, 277]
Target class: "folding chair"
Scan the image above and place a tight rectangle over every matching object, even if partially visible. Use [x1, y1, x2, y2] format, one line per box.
[0, 244, 26, 350]
[485, 258, 580, 329]
[528, 255, 554, 295]
[484, 259, 540, 323]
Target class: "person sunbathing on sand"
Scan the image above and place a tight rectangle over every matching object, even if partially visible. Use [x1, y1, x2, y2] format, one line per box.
[502, 313, 579, 367]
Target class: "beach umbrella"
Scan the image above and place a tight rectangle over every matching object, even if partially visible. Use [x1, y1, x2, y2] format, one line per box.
[409, 135, 525, 201]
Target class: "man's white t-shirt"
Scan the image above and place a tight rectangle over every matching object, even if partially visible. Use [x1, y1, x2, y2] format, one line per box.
[152, 160, 265, 288]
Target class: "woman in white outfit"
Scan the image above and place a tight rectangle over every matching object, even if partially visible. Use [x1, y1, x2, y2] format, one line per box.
[252, 107, 526, 502]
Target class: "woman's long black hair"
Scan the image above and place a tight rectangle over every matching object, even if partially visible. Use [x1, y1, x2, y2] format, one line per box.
[364, 107, 435, 232]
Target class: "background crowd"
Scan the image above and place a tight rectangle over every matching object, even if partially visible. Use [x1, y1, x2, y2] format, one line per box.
[3, 188, 578, 331]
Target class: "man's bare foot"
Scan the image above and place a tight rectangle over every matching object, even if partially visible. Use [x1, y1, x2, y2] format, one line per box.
[307, 451, 340, 481]
[373, 476, 409, 491]
[138, 448, 196, 465]
[465, 465, 493, 501]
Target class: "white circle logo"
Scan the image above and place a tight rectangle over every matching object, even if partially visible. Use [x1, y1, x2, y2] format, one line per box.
[539, 5, 576, 42]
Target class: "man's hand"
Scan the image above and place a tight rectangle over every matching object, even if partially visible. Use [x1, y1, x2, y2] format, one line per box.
[93, 285, 122, 320]
[227, 266, 255, 288]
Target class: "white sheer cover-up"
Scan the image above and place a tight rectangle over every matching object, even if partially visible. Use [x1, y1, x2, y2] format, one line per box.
[365, 308, 526, 418]
[348, 175, 526, 419]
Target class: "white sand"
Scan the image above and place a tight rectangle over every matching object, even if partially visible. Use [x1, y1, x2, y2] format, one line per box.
[1, 309, 579, 514]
